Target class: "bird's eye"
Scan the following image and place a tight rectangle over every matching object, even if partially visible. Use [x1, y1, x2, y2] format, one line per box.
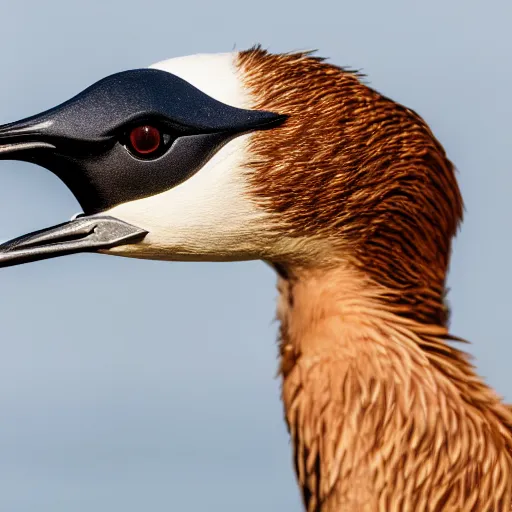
[128, 125, 162, 156]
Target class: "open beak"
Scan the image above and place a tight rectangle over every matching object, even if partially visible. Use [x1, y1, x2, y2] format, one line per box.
[0, 111, 148, 268]
[0, 216, 147, 268]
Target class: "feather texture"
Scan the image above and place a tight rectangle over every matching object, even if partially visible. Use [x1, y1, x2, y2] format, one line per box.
[237, 47, 512, 510]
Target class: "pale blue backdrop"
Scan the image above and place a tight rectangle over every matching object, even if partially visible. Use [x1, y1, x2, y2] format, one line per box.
[0, 1, 510, 510]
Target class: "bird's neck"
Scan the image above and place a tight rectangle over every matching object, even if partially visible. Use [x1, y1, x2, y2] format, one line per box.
[275, 264, 512, 511]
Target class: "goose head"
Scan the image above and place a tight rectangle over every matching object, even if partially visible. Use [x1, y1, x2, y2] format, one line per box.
[0, 47, 462, 325]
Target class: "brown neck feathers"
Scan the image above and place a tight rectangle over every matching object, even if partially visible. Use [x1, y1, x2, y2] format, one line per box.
[238, 46, 463, 327]
[276, 265, 512, 511]
[237, 47, 512, 510]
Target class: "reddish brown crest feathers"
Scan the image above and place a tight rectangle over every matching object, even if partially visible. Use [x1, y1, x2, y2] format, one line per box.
[237, 47, 512, 511]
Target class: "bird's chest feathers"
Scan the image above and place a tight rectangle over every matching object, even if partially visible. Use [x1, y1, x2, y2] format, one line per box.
[275, 268, 512, 511]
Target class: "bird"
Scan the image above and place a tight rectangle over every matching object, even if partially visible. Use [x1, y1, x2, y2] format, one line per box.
[0, 46, 511, 511]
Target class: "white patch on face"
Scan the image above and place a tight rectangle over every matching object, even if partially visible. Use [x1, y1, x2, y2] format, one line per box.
[102, 53, 277, 262]
[149, 53, 250, 109]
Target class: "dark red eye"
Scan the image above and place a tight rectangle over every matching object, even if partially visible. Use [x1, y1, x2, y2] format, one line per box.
[129, 125, 161, 155]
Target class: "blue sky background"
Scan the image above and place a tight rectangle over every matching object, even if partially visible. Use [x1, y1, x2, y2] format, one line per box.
[0, 1, 510, 510]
